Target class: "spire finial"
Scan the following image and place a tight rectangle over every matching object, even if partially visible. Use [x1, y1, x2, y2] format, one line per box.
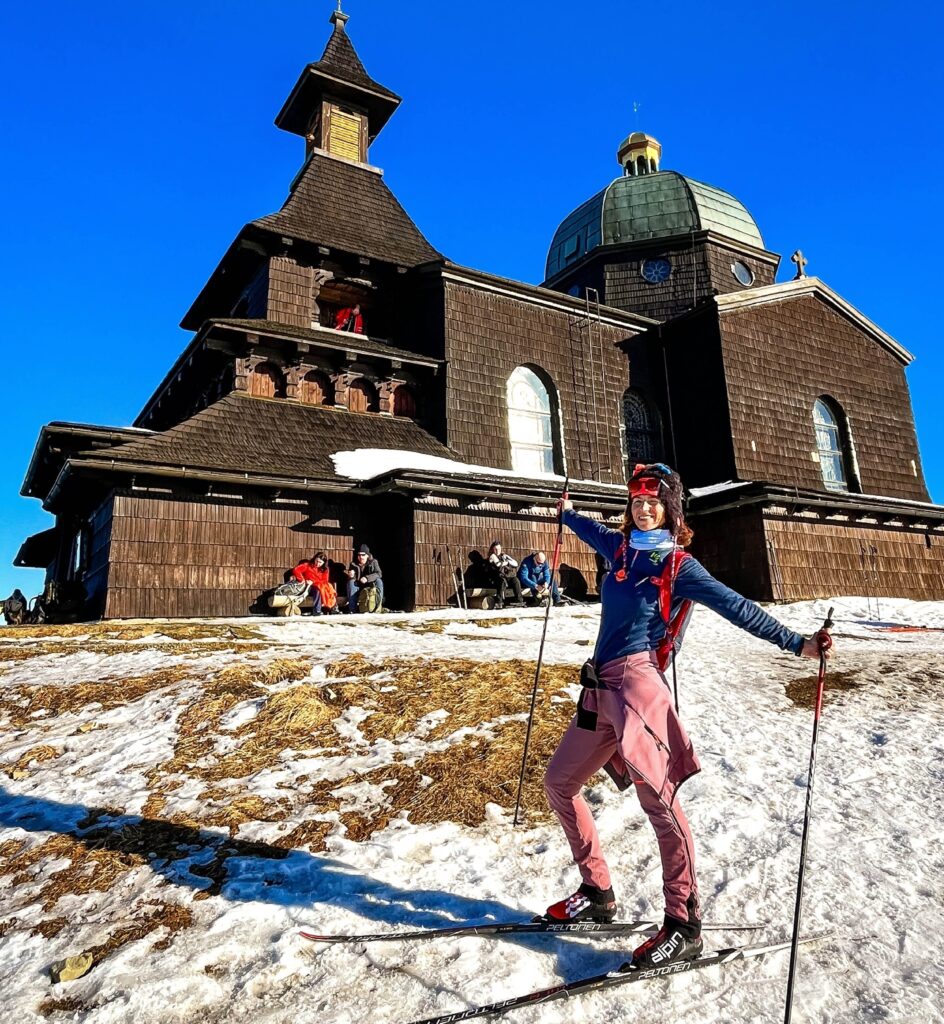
[330, 0, 349, 29]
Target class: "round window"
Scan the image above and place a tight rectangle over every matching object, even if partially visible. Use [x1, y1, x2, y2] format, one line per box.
[641, 258, 672, 283]
[732, 261, 754, 286]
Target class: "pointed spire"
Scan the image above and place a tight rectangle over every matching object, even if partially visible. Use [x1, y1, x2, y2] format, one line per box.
[274, 4, 402, 150]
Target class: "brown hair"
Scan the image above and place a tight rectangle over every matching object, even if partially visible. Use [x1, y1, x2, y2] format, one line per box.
[621, 464, 694, 548]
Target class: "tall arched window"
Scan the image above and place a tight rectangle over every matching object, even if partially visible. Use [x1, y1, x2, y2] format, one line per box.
[248, 362, 285, 398]
[813, 397, 854, 491]
[347, 378, 378, 413]
[622, 388, 663, 465]
[507, 366, 559, 475]
[299, 370, 332, 406]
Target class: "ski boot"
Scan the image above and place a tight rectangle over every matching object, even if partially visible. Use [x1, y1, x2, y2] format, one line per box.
[623, 913, 702, 970]
[539, 882, 617, 923]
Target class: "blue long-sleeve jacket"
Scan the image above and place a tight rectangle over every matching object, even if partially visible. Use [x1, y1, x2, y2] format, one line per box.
[518, 553, 551, 590]
[563, 509, 804, 667]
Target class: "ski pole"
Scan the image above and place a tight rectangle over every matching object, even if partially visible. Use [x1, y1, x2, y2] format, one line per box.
[512, 478, 568, 827]
[783, 606, 834, 1024]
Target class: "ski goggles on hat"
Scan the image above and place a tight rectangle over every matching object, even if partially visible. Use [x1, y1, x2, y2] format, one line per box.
[628, 463, 673, 498]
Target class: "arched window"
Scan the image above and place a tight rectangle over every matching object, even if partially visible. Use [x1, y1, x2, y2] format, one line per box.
[248, 361, 285, 398]
[393, 384, 417, 418]
[347, 377, 378, 413]
[507, 366, 560, 475]
[622, 388, 663, 465]
[813, 397, 855, 491]
[299, 370, 333, 406]
[636, 155, 648, 175]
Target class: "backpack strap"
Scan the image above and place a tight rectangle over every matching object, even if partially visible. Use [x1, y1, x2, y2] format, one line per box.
[653, 550, 692, 672]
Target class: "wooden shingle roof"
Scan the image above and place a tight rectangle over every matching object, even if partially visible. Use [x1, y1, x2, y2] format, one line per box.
[73, 392, 456, 487]
[313, 17, 399, 101]
[254, 153, 440, 268]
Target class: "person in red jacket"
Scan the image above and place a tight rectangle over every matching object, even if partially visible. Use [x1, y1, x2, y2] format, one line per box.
[334, 304, 364, 334]
[307, 552, 338, 614]
[290, 555, 337, 615]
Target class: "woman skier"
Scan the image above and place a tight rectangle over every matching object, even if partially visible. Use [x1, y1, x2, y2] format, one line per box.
[542, 462, 831, 969]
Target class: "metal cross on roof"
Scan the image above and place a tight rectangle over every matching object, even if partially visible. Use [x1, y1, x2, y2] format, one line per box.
[791, 249, 808, 280]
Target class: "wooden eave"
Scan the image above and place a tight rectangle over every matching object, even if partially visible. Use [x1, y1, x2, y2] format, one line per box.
[275, 64, 400, 139]
[207, 320, 443, 369]
[439, 262, 656, 334]
[21, 422, 155, 500]
[688, 481, 944, 525]
[45, 457, 360, 513]
[714, 278, 914, 365]
[365, 468, 626, 514]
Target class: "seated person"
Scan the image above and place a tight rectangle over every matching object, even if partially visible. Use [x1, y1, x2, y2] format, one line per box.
[307, 552, 339, 615]
[345, 544, 384, 612]
[486, 541, 524, 609]
[518, 549, 563, 607]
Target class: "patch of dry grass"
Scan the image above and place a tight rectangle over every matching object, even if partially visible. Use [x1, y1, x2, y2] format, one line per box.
[5, 744, 61, 777]
[0, 666, 194, 728]
[134, 654, 581, 849]
[785, 670, 862, 709]
[472, 617, 516, 629]
[145, 659, 318, 826]
[37, 997, 92, 1018]
[5, 622, 266, 642]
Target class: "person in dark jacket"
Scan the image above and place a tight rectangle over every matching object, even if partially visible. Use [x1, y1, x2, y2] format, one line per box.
[518, 550, 563, 606]
[345, 544, 383, 612]
[541, 462, 832, 971]
[485, 541, 524, 609]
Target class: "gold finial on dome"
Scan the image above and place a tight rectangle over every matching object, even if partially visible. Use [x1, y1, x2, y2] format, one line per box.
[617, 132, 662, 176]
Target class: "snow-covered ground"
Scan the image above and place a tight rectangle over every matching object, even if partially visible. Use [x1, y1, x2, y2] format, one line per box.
[1, 598, 943, 1023]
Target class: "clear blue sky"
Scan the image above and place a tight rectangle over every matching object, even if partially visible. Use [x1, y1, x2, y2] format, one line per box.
[3, 1, 942, 602]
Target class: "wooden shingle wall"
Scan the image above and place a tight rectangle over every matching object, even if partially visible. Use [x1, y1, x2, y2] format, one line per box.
[102, 491, 403, 618]
[704, 244, 776, 295]
[600, 241, 775, 322]
[267, 256, 314, 328]
[690, 504, 944, 602]
[443, 281, 629, 484]
[720, 295, 929, 501]
[764, 513, 944, 601]
[413, 499, 615, 608]
[688, 506, 772, 600]
[604, 242, 709, 322]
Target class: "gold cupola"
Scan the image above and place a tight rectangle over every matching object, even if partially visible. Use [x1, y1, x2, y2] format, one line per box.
[617, 132, 662, 176]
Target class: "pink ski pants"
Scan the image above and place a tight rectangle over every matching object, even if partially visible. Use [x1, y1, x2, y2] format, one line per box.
[544, 652, 700, 922]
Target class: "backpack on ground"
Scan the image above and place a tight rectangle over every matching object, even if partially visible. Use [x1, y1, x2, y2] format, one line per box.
[357, 585, 381, 613]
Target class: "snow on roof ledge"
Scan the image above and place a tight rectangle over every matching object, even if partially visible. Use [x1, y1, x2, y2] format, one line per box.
[688, 480, 754, 498]
[330, 449, 627, 492]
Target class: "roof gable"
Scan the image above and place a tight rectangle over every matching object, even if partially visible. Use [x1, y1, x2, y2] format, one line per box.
[714, 277, 913, 365]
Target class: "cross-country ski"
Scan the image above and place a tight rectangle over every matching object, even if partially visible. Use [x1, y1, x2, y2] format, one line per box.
[407, 933, 833, 1024]
[299, 918, 767, 945]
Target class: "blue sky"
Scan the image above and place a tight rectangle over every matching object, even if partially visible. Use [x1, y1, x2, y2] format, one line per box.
[3, 1, 942, 603]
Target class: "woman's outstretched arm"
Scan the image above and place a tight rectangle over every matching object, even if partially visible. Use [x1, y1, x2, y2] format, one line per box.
[674, 557, 817, 655]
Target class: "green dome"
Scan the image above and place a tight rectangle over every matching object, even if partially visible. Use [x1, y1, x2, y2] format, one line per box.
[545, 170, 764, 281]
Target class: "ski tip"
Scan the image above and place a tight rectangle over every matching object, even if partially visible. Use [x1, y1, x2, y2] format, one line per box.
[299, 931, 336, 942]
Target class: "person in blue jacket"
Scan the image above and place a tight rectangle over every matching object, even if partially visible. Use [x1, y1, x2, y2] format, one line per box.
[541, 462, 830, 971]
[517, 550, 563, 607]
